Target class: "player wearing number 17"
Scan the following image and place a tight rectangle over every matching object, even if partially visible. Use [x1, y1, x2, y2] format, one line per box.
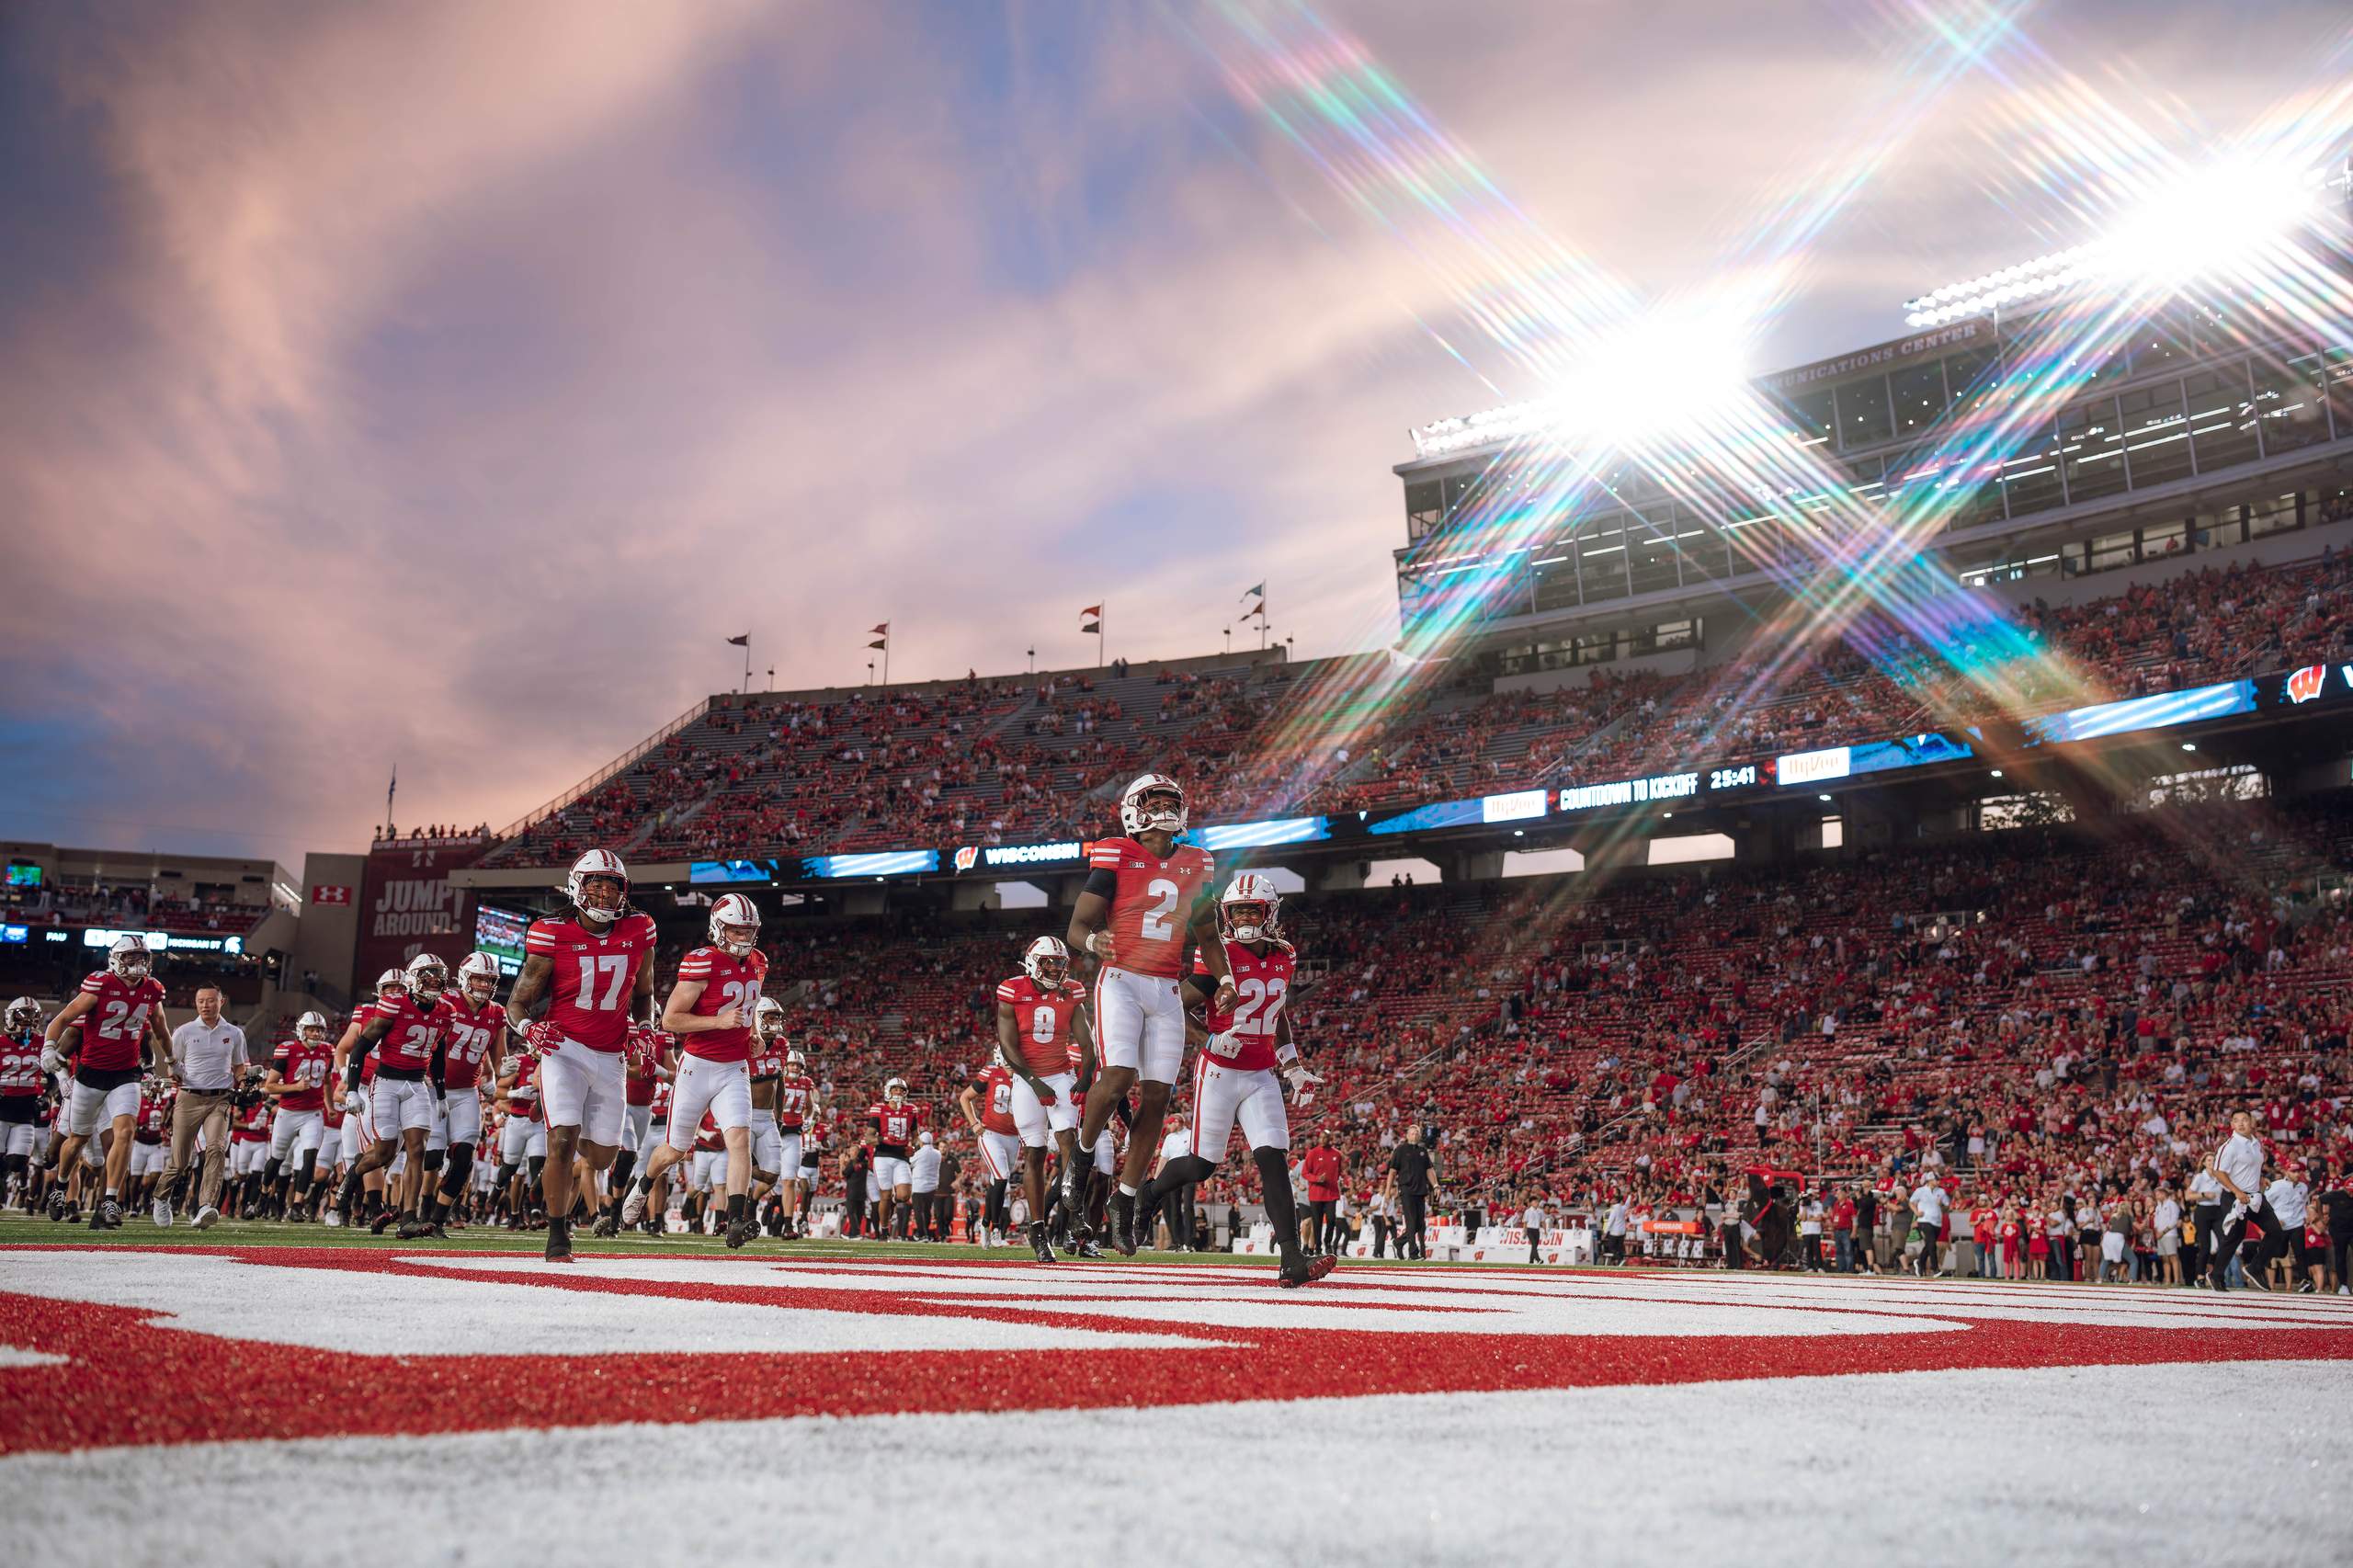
[506, 849, 660, 1261]
[1069, 773, 1233, 1256]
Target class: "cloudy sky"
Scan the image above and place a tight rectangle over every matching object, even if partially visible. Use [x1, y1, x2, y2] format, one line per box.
[5, 0, 2347, 866]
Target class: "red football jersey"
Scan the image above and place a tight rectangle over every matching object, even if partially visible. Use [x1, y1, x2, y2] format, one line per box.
[75, 970, 167, 1073]
[438, 994, 504, 1091]
[270, 1036, 335, 1112]
[0, 1034, 43, 1098]
[369, 993, 452, 1074]
[524, 911, 659, 1052]
[624, 1027, 668, 1108]
[135, 1090, 170, 1143]
[1086, 836, 1215, 980]
[870, 1101, 923, 1152]
[995, 973, 1088, 1075]
[504, 1054, 541, 1121]
[673, 945, 768, 1063]
[233, 1098, 272, 1141]
[976, 1064, 1018, 1136]
[647, 1077, 673, 1124]
[694, 1111, 722, 1153]
[1196, 937, 1293, 1072]
[776, 1073, 816, 1130]
[750, 1040, 787, 1081]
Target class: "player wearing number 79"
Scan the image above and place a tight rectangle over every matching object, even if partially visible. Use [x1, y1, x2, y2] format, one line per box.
[504, 848, 660, 1261]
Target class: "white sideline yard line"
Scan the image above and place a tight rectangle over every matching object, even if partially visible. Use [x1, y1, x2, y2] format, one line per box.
[6, 1360, 2350, 1568]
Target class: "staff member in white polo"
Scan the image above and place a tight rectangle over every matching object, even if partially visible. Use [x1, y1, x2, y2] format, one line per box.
[909, 1131, 942, 1239]
[1523, 1195, 1550, 1265]
[157, 986, 249, 1229]
[1154, 1115, 1195, 1250]
[1909, 1171, 1949, 1278]
[2204, 1110, 2267, 1291]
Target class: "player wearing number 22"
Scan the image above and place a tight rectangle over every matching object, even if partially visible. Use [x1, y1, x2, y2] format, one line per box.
[1069, 773, 1234, 1256]
[506, 848, 660, 1261]
[1143, 871, 1334, 1288]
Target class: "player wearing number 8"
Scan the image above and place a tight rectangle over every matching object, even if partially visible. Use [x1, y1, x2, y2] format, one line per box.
[1068, 774, 1234, 1256]
[994, 935, 1096, 1264]
[506, 848, 660, 1260]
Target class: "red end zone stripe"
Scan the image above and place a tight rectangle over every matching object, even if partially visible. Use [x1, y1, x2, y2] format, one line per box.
[6, 1250, 2353, 1455]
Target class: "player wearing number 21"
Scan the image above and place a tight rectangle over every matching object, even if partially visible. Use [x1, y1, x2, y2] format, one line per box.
[505, 849, 661, 1261]
[1068, 773, 1234, 1256]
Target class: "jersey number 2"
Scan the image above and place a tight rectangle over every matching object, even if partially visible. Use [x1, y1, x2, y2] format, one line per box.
[1138, 878, 1180, 941]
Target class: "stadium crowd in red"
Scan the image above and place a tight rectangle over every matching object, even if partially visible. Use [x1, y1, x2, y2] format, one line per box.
[484, 548, 2353, 870]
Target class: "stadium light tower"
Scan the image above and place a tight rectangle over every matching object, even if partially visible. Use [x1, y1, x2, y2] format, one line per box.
[1902, 154, 2333, 327]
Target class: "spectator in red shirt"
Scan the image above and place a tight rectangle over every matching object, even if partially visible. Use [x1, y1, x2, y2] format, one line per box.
[1831, 1191, 1859, 1273]
[1302, 1142, 1343, 1256]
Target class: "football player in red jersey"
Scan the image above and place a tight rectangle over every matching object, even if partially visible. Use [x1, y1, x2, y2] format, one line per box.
[867, 1079, 925, 1240]
[260, 1011, 336, 1221]
[995, 935, 1096, 1263]
[620, 892, 766, 1248]
[408, 953, 508, 1238]
[494, 1051, 549, 1227]
[334, 953, 456, 1234]
[1068, 773, 1233, 1255]
[597, 1018, 672, 1237]
[1, 998, 46, 1208]
[42, 936, 172, 1229]
[959, 1061, 1024, 1247]
[504, 849, 659, 1261]
[769, 1046, 821, 1238]
[744, 999, 797, 1236]
[1142, 872, 1333, 1288]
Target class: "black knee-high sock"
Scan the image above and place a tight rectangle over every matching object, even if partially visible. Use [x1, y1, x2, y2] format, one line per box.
[1253, 1146, 1302, 1259]
[608, 1148, 636, 1196]
[986, 1178, 1007, 1233]
[1143, 1154, 1214, 1216]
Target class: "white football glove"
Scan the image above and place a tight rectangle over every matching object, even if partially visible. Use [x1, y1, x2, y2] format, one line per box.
[1282, 1062, 1322, 1096]
[343, 1089, 366, 1116]
[40, 1042, 66, 1077]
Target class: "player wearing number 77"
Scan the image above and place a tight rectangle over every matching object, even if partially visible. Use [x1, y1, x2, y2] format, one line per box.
[504, 848, 660, 1261]
[1069, 773, 1234, 1256]
[1140, 870, 1334, 1287]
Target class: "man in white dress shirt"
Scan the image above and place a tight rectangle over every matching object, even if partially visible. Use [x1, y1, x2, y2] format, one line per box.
[2204, 1111, 2266, 1291]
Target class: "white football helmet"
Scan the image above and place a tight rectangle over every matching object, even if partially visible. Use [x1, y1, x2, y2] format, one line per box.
[5, 996, 40, 1035]
[457, 952, 500, 1006]
[1022, 935, 1070, 988]
[404, 952, 449, 1004]
[1118, 772, 1187, 836]
[375, 967, 406, 1001]
[1219, 871, 1282, 943]
[754, 996, 787, 1041]
[786, 1049, 806, 1072]
[107, 934, 152, 983]
[296, 1011, 331, 1045]
[884, 1076, 907, 1104]
[709, 892, 760, 957]
[564, 848, 630, 928]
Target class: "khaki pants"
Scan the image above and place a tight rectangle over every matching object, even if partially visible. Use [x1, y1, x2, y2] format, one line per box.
[162, 1089, 233, 1210]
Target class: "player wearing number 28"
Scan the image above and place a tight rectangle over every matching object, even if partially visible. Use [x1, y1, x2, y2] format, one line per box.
[506, 848, 660, 1260]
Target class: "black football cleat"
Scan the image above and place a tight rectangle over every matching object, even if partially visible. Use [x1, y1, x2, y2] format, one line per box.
[591, 1211, 620, 1239]
[1074, 1234, 1106, 1260]
[1029, 1223, 1059, 1264]
[1109, 1193, 1139, 1257]
[1279, 1252, 1338, 1289]
[544, 1216, 574, 1262]
[95, 1199, 124, 1230]
[725, 1218, 755, 1250]
[396, 1217, 445, 1241]
[369, 1208, 399, 1236]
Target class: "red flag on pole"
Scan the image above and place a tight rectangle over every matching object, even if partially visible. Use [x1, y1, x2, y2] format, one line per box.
[870, 622, 890, 636]
[1079, 605, 1101, 618]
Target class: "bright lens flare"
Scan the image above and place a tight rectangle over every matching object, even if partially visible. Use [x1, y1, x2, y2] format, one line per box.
[2102, 155, 2320, 288]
